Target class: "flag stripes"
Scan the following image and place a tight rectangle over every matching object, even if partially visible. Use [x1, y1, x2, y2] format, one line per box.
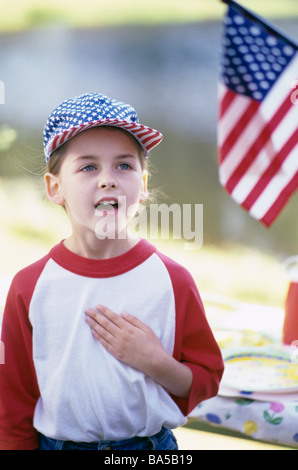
[218, 1, 298, 226]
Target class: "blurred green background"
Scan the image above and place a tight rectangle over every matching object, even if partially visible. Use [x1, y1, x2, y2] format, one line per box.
[1, 0, 298, 307]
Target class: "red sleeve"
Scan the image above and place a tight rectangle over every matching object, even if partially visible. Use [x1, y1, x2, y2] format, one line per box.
[0, 256, 48, 450]
[158, 252, 224, 416]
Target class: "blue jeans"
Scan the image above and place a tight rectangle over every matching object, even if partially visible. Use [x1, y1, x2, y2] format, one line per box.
[39, 427, 178, 450]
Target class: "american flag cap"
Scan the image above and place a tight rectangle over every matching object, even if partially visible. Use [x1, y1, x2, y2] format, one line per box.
[43, 92, 163, 162]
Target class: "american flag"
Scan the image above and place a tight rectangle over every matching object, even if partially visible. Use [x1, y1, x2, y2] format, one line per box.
[218, 0, 298, 227]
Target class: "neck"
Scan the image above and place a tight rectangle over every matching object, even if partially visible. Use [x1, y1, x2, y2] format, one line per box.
[64, 231, 140, 259]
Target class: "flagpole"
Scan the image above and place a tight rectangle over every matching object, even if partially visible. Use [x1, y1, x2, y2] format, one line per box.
[220, 0, 298, 49]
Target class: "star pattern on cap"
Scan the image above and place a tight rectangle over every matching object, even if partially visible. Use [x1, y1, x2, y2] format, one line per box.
[43, 93, 138, 145]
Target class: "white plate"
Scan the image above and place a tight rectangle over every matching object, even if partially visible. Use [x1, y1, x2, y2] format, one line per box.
[222, 348, 298, 393]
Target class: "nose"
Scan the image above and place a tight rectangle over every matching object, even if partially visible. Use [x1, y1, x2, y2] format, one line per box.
[99, 180, 116, 189]
[97, 169, 117, 190]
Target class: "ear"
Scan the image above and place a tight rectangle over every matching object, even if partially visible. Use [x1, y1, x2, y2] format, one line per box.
[44, 173, 65, 206]
[139, 170, 148, 203]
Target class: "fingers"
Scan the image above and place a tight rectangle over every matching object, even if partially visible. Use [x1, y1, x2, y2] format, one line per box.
[84, 311, 115, 345]
[85, 305, 120, 332]
[95, 305, 119, 323]
[97, 306, 146, 330]
[84, 304, 163, 371]
[121, 311, 149, 331]
[84, 305, 134, 362]
[85, 305, 148, 332]
[84, 305, 133, 341]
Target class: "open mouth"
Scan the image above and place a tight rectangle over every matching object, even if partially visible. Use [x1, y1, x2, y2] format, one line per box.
[95, 200, 119, 212]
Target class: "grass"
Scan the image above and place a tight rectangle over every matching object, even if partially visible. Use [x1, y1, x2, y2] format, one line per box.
[0, 177, 288, 308]
[0, 0, 297, 33]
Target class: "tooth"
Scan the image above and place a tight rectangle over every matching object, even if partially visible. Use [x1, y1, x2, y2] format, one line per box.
[96, 200, 117, 210]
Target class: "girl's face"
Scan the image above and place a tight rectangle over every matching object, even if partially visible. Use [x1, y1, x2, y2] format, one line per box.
[44, 127, 148, 244]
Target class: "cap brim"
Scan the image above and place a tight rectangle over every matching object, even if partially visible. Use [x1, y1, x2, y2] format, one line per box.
[45, 119, 163, 162]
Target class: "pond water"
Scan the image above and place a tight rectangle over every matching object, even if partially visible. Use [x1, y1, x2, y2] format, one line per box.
[0, 20, 297, 255]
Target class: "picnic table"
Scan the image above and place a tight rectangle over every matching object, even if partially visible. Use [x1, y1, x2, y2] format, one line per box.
[189, 294, 298, 449]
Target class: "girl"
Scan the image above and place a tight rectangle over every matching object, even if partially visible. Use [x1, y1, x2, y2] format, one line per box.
[0, 93, 223, 450]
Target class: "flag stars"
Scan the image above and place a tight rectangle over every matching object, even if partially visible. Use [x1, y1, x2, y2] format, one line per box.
[284, 45, 294, 56]
[250, 25, 261, 36]
[234, 14, 245, 25]
[221, 6, 296, 101]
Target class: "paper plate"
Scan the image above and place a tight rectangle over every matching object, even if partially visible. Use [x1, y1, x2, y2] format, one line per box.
[222, 348, 298, 393]
[213, 328, 272, 349]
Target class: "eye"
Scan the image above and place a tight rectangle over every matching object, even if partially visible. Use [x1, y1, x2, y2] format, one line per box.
[118, 162, 131, 170]
[81, 164, 96, 172]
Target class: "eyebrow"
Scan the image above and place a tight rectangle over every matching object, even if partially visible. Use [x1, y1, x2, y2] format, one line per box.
[74, 154, 138, 161]
[74, 155, 98, 162]
[114, 154, 138, 160]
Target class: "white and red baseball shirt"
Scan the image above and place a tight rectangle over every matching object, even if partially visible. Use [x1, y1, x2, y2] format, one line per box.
[0, 239, 223, 450]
